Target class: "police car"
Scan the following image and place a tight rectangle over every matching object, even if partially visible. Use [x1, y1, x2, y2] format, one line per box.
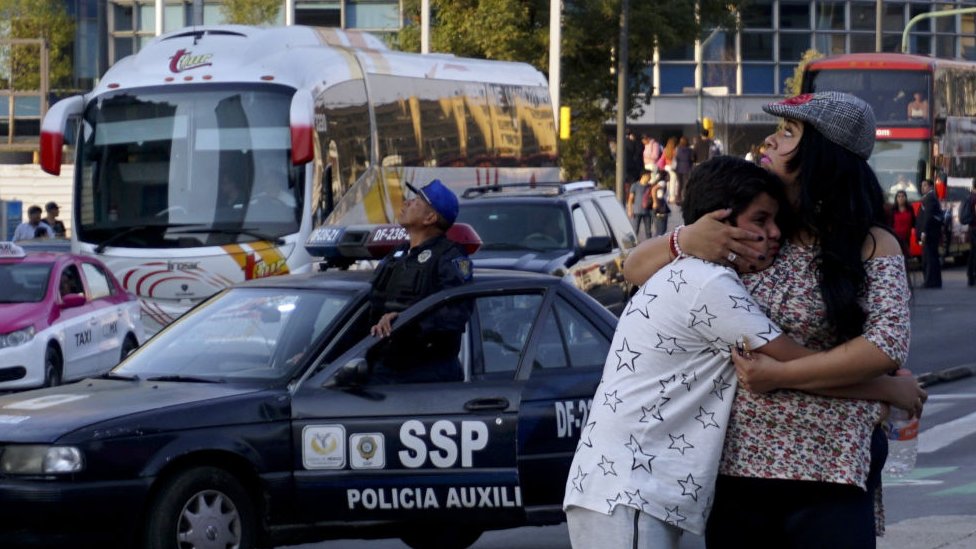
[0, 228, 613, 549]
[0, 242, 143, 389]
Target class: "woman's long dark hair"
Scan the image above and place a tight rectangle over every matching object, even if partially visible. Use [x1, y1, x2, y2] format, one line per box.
[787, 124, 888, 342]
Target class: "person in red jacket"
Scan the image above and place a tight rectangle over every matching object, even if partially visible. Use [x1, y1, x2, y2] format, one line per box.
[888, 190, 916, 256]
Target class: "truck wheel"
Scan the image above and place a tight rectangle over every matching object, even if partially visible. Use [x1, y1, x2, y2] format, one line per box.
[401, 526, 482, 549]
[44, 345, 63, 387]
[144, 466, 255, 549]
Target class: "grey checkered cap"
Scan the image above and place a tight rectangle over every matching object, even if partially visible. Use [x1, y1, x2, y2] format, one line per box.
[762, 91, 876, 160]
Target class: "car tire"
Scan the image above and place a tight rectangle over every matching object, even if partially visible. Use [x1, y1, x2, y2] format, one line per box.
[120, 334, 139, 362]
[401, 526, 482, 549]
[144, 466, 256, 549]
[43, 345, 63, 387]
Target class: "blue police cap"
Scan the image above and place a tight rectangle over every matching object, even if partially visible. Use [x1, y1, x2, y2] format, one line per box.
[405, 179, 458, 226]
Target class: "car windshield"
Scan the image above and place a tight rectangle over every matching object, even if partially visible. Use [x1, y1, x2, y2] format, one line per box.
[116, 287, 353, 381]
[458, 203, 570, 252]
[0, 263, 52, 303]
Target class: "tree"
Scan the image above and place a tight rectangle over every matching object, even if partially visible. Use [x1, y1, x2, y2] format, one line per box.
[397, 0, 740, 183]
[0, 0, 74, 90]
[220, 0, 281, 26]
[784, 49, 824, 97]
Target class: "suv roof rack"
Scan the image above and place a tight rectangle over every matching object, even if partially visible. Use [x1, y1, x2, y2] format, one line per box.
[461, 181, 597, 198]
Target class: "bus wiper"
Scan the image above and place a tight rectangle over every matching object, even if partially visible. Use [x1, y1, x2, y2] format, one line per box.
[170, 226, 285, 245]
[94, 224, 192, 254]
[145, 375, 225, 384]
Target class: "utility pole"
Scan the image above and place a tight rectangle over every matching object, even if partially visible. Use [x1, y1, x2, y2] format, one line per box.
[902, 7, 976, 54]
[875, 0, 882, 52]
[549, 0, 561, 146]
[614, 0, 629, 202]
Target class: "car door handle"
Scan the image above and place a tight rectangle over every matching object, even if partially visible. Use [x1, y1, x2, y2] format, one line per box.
[464, 397, 509, 411]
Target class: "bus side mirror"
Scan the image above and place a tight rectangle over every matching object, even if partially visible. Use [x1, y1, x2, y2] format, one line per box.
[40, 95, 85, 176]
[290, 89, 315, 166]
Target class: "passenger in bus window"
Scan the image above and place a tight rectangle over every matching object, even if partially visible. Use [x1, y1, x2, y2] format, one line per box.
[907, 92, 928, 119]
[889, 173, 918, 199]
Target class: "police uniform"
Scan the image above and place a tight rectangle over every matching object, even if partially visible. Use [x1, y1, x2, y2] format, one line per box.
[369, 234, 473, 383]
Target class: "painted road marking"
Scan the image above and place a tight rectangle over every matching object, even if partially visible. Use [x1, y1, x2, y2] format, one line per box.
[883, 466, 956, 487]
[919, 411, 976, 454]
[931, 481, 976, 497]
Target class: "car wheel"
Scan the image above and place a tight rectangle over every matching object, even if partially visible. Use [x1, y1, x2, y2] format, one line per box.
[401, 526, 482, 549]
[43, 345, 63, 387]
[120, 334, 139, 362]
[144, 467, 255, 549]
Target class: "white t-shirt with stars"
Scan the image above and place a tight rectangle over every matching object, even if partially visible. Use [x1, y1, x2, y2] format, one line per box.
[563, 257, 782, 535]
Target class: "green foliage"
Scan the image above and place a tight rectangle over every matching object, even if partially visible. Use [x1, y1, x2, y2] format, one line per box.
[785, 49, 824, 97]
[220, 0, 281, 26]
[0, 0, 74, 90]
[397, 0, 740, 181]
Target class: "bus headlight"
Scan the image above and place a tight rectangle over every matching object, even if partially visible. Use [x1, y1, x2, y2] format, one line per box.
[0, 326, 35, 349]
[1, 445, 85, 474]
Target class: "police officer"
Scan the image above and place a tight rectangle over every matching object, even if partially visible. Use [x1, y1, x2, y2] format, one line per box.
[368, 179, 473, 382]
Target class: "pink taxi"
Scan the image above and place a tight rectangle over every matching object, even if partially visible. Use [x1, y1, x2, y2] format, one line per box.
[0, 242, 144, 389]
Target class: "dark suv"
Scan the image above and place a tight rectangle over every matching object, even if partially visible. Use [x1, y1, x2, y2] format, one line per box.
[457, 182, 637, 314]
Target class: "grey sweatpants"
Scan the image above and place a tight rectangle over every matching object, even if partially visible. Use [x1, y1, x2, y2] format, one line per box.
[566, 505, 683, 549]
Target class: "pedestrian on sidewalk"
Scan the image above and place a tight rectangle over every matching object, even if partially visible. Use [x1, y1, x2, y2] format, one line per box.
[622, 92, 921, 546]
[44, 202, 66, 238]
[916, 178, 943, 288]
[627, 171, 653, 240]
[962, 179, 976, 286]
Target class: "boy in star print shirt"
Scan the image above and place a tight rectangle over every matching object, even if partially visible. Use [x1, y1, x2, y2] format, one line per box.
[563, 157, 807, 546]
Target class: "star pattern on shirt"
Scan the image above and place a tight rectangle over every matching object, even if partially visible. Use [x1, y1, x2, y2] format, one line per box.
[626, 435, 656, 473]
[655, 333, 686, 355]
[625, 489, 649, 510]
[605, 492, 625, 514]
[705, 336, 734, 357]
[678, 474, 703, 502]
[668, 433, 695, 455]
[603, 390, 623, 413]
[577, 421, 596, 449]
[729, 294, 755, 312]
[667, 269, 687, 293]
[658, 374, 677, 393]
[681, 371, 697, 391]
[638, 398, 670, 423]
[625, 288, 658, 319]
[694, 406, 720, 429]
[614, 338, 641, 373]
[689, 304, 717, 328]
[756, 323, 781, 343]
[571, 466, 587, 493]
[597, 455, 617, 476]
[711, 374, 733, 401]
[664, 505, 687, 526]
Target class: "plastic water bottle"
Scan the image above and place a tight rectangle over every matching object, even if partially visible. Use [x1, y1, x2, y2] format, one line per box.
[885, 407, 919, 477]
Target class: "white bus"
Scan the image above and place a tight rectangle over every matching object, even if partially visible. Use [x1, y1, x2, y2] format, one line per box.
[41, 25, 558, 333]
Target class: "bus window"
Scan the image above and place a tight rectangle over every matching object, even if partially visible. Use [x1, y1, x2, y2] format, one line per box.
[805, 69, 931, 125]
[315, 79, 370, 219]
[869, 140, 928, 201]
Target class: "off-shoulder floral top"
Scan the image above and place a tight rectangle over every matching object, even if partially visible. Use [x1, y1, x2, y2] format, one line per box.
[720, 240, 910, 530]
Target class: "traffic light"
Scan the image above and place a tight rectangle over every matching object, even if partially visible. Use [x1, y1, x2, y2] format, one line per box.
[702, 117, 714, 138]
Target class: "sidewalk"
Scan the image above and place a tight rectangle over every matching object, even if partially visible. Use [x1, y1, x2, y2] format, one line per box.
[880, 516, 976, 549]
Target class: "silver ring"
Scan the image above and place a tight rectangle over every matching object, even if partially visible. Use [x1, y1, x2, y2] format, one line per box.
[727, 252, 737, 263]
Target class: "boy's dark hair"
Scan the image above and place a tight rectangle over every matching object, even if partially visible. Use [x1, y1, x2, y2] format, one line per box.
[681, 156, 790, 232]
[27, 205, 43, 215]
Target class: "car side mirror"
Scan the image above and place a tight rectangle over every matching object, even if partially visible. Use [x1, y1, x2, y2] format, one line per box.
[580, 236, 613, 255]
[61, 293, 86, 308]
[333, 358, 369, 387]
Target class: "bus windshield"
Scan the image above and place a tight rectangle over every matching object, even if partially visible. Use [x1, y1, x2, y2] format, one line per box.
[869, 140, 928, 202]
[76, 84, 303, 249]
[806, 70, 931, 126]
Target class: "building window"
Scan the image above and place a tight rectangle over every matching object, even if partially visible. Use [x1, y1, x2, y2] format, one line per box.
[742, 32, 773, 61]
[850, 3, 876, 31]
[658, 64, 695, 94]
[742, 64, 775, 94]
[814, 32, 845, 55]
[660, 43, 694, 62]
[703, 31, 735, 62]
[346, 1, 399, 30]
[703, 63, 737, 93]
[779, 32, 811, 62]
[814, 2, 844, 31]
[741, 0, 773, 29]
[882, 3, 906, 33]
[850, 33, 875, 54]
[937, 35, 956, 58]
[779, 1, 811, 30]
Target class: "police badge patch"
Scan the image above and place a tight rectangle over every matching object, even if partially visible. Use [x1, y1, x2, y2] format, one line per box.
[453, 257, 473, 281]
[417, 250, 432, 263]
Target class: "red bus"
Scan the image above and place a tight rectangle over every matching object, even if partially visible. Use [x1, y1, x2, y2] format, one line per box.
[803, 53, 974, 260]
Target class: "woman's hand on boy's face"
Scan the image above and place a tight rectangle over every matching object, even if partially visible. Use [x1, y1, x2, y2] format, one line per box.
[684, 209, 770, 271]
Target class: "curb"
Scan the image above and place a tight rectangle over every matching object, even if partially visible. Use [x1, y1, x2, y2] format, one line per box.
[916, 364, 976, 388]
